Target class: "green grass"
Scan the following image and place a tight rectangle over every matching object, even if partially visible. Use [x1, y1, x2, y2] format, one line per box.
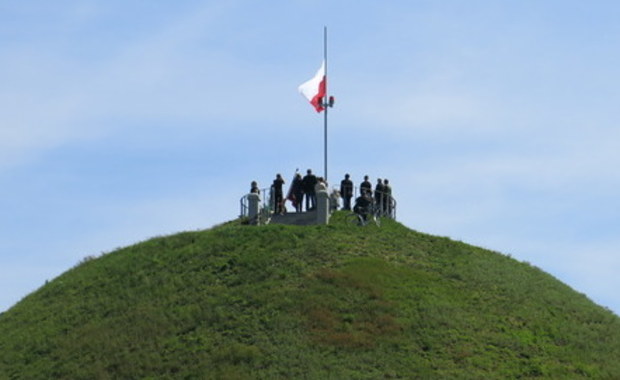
[1, 212, 619, 379]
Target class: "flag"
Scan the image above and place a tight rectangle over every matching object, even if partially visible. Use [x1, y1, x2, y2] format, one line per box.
[286, 179, 297, 208]
[298, 60, 326, 112]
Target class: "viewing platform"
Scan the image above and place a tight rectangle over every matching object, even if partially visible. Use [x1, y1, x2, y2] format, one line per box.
[270, 210, 318, 226]
[240, 188, 396, 226]
[240, 190, 332, 226]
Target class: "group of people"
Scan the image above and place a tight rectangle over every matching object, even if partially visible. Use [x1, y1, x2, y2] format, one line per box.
[341, 174, 393, 218]
[250, 169, 324, 214]
[287, 169, 329, 213]
[250, 170, 393, 217]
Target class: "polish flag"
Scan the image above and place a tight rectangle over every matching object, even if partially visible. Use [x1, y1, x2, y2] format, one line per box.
[298, 60, 326, 112]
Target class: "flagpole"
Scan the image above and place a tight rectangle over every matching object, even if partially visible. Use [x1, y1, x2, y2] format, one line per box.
[323, 26, 328, 182]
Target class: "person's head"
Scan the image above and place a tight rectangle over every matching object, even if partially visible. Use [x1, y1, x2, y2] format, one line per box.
[345, 173, 350, 179]
[384, 179, 389, 184]
[377, 178, 382, 184]
[295, 173, 301, 179]
[251, 181, 257, 187]
[307, 169, 312, 174]
[364, 175, 369, 181]
[276, 173, 282, 179]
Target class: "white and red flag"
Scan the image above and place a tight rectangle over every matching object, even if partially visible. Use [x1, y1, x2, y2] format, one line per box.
[298, 60, 326, 112]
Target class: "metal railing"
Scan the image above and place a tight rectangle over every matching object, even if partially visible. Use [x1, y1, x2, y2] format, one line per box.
[239, 187, 273, 224]
[374, 191, 396, 220]
[240, 185, 396, 222]
[340, 185, 396, 220]
[239, 195, 249, 218]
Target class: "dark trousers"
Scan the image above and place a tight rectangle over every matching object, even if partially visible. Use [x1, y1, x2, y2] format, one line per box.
[305, 192, 316, 211]
[274, 191, 283, 213]
[343, 196, 352, 210]
[295, 192, 303, 212]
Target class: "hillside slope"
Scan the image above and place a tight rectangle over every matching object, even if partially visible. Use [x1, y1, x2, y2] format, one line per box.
[1, 213, 619, 379]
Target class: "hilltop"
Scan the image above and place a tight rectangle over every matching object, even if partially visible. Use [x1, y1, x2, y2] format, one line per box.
[1, 213, 619, 379]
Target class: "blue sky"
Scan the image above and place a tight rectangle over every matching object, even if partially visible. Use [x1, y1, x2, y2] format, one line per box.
[1, 1, 619, 315]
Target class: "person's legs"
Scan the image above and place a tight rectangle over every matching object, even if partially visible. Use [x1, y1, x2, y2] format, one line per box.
[296, 193, 303, 212]
[275, 193, 282, 213]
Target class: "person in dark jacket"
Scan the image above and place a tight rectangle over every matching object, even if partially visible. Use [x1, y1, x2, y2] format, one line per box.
[383, 178, 392, 216]
[353, 191, 373, 222]
[374, 178, 384, 214]
[360, 175, 372, 197]
[340, 174, 354, 210]
[302, 169, 318, 211]
[272, 174, 285, 214]
[290, 173, 304, 212]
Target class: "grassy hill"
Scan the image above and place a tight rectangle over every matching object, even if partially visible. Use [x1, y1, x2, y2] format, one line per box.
[1, 212, 619, 379]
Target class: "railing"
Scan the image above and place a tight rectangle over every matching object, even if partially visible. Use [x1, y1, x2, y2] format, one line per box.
[390, 197, 397, 220]
[240, 186, 396, 223]
[239, 195, 249, 218]
[239, 187, 273, 224]
[340, 186, 396, 220]
[374, 191, 396, 220]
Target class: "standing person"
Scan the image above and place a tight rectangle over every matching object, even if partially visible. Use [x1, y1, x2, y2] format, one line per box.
[302, 169, 318, 211]
[383, 178, 392, 217]
[340, 174, 353, 210]
[250, 181, 260, 195]
[272, 174, 285, 214]
[374, 178, 384, 214]
[360, 175, 372, 197]
[290, 173, 304, 212]
[315, 177, 327, 192]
